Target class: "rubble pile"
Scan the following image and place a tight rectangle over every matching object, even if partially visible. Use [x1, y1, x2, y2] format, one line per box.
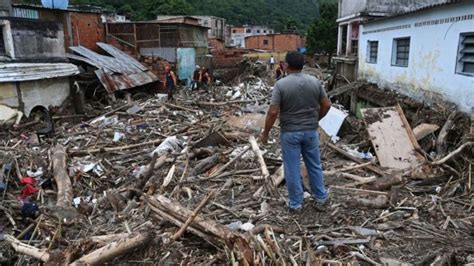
[0, 75, 473, 265]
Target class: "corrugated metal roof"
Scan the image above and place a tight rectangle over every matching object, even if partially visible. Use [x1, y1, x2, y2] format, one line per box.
[68, 43, 159, 93]
[0, 63, 79, 82]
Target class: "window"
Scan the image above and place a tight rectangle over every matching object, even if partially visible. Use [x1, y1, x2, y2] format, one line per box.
[203, 20, 208, 26]
[367, 41, 378, 64]
[392, 37, 410, 67]
[246, 29, 251, 33]
[263, 30, 267, 33]
[263, 39, 269, 45]
[0, 29, 5, 56]
[456, 33, 474, 75]
[215, 20, 218, 27]
[232, 29, 236, 33]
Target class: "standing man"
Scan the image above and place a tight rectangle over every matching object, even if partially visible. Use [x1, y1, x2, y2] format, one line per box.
[164, 65, 177, 101]
[261, 51, 332, 212]
[269, 55, 275, 70]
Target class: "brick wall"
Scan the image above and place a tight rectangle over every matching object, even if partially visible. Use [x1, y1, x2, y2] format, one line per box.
[212, 48, 246, 68]
[245, 34, 303, 51]
[70, 12, 105, 52]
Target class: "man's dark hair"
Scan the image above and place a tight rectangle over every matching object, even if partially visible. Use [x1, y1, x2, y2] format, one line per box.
[285, 51, 304, 70]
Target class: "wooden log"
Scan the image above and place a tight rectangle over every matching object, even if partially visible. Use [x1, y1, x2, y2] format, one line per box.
[5, 234, 51, 262]
[190, 153, 222, 177]
[365, 175, 403, 191]
[172, 190, 215, 241]
[432, 142, 473, 165]
[52, 144, 73, 209]
[249, 136, 270, 178]
[327, 143, 385, 176]
[197, 97, 266, 106]
[69, 138, 163, 155]
[413, 123, 440, 141]
[436, 111, 456, 158]
[70, 232, 150, 266]
[207, 146, 251, 179]
[349, 195, 389, 209]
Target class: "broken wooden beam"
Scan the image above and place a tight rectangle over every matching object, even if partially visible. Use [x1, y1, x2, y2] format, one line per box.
[70, 232, 150, 266]
[52, 144, 73, 210]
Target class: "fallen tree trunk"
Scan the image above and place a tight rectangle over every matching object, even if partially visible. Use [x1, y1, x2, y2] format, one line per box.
[52, 144, 73, 209]
[70, 232, 150, 266]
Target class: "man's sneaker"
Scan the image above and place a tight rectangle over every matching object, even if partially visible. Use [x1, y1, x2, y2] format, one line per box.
[288, 206, 303, 215]
[312, 196, 331, 212]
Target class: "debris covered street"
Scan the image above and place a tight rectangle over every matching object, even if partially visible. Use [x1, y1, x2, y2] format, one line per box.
[1, 0, 474, 265]
[1, 62, 473, 264]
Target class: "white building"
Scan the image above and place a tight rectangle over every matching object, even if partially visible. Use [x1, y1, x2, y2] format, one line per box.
[358, 1, 474, 112]
[334, 0, 453, 81]
[230, 25, 274, 48]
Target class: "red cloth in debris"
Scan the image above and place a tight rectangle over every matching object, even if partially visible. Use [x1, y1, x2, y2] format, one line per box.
[20, 184, 39, 200]
[20, 177, 36, 185]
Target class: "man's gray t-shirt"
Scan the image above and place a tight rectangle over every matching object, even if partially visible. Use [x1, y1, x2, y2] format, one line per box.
[271, 72, 327, 132]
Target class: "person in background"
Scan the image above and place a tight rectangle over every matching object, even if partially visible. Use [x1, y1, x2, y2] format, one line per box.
[192, 65, 201, 91]
[261, 51, 332, 213]
[276, 61, 285, 80]
[199, 67, 211, 90]
[164, 65, 177, 101]
[269, 55, 275, 69]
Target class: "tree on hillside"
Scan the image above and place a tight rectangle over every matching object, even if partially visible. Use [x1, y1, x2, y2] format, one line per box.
[306, 1, 337, 54]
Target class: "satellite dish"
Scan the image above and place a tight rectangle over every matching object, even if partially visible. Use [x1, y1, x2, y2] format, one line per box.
[41, 0, 69, 9]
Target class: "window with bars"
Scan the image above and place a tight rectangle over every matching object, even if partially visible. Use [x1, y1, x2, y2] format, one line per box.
[457, 33, 474, 75]
[392, 37, 410, 67]
[263, 39, 269, 45]
[367, 41, 378, 64]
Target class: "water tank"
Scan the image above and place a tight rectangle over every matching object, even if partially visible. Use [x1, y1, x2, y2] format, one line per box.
[41, 0, 69, 10]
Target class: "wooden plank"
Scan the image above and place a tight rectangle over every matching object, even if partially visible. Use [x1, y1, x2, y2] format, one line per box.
[361, 106, 422, 170]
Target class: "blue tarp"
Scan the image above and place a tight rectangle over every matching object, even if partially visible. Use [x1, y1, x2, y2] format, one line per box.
[177, 48, 196, 86]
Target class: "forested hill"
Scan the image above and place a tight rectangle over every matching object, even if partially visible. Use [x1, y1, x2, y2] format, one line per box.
[19, 0, 335, 33]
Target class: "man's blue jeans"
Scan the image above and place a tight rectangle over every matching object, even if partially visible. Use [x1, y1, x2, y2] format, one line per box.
[280, 130, 328, 209]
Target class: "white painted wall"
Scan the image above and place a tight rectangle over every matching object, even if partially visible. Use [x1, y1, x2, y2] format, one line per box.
[358, 2, 474, 112]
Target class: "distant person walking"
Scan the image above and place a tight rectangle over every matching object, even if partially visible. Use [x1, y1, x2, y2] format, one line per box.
[164, 65, 177, 101]
[261, 51, 332, 213]
[276, 61, 285, 80]
[269, 55, 275, 69]
[192, 65, 201, 91]
[199, 67, 211, 90]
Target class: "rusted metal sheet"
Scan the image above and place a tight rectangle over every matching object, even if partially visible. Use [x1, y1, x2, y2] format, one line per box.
[68, 43, 159, 93]
[0, 63, 79, 82]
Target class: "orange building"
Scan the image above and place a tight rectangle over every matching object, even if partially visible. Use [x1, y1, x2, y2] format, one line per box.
[245, 33, 303, 51]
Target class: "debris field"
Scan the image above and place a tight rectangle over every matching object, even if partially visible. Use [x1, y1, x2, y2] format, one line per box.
[0, 68, 473, 265]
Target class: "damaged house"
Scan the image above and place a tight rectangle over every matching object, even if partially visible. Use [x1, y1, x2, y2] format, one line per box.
[358, 0, 474, 112]
[334, 0, 456, 81]
[0, 8, 79, 124]
[106, 17, 209, 85]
